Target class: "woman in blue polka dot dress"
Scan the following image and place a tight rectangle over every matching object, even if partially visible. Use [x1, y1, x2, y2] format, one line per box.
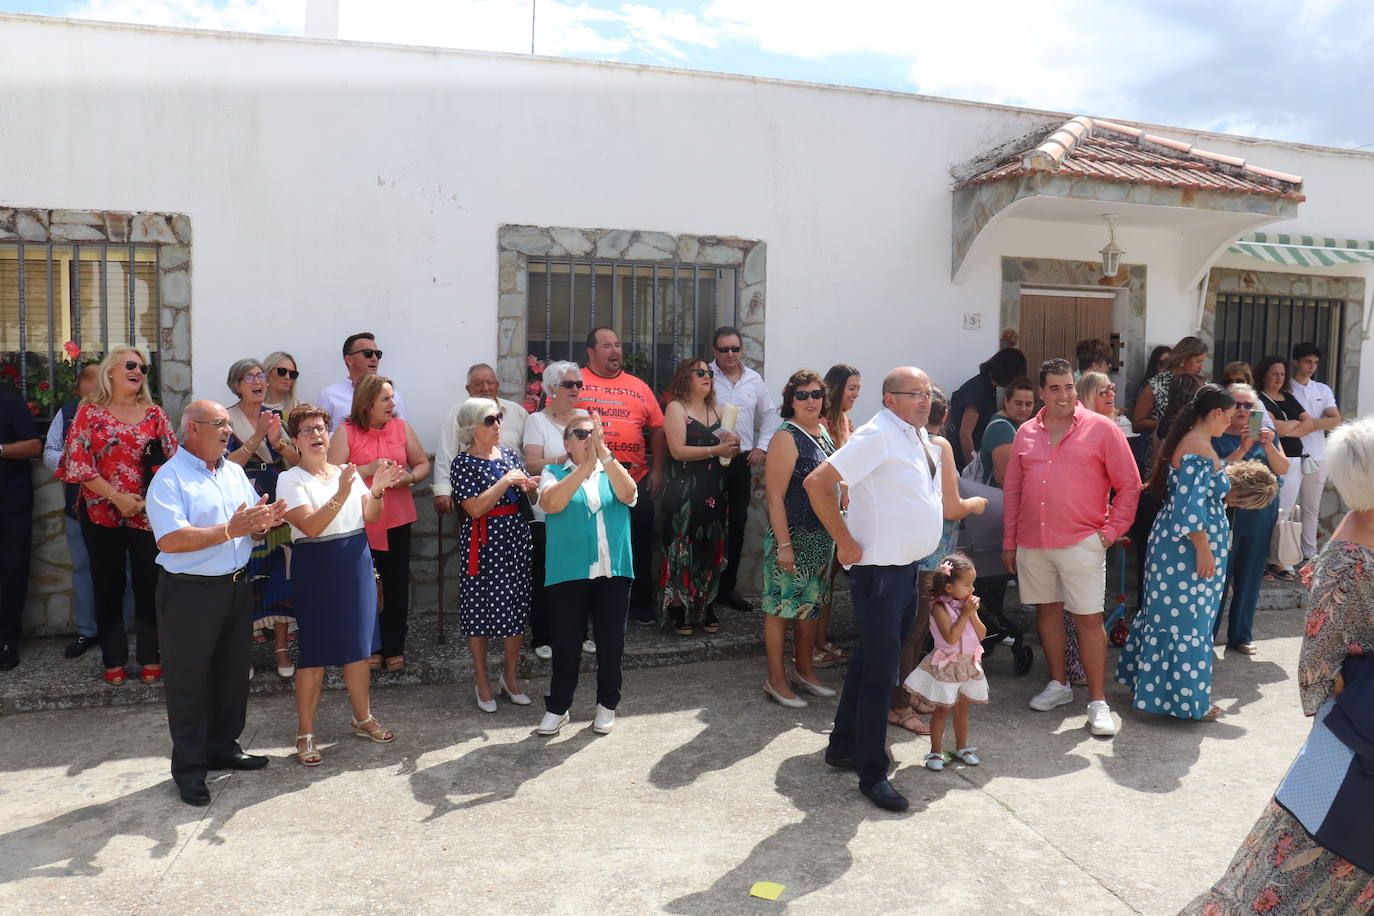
[1116, 384, 1235, 722]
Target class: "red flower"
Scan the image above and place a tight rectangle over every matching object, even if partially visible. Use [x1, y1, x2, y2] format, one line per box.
[1299, 561, 1315, 586]
[705, 497, 715, 508]
[1305, 610, 1327, 638]
[38, 381, 48, 391]
[527, 382, 542, 396]
[1251, 888, 1280, 913]
[1358, 880, 1374, 905]
[1273, 834, 1294, 867]
[63, 340, 81, 360]
[1201, 904, 1222, 916]
[1350, 643, 1365, 656]
[0, 365, 18, 379]
[26, 401, 38, 416]
[522, 396, 538, 414]
[1331, 860, 1356, 879]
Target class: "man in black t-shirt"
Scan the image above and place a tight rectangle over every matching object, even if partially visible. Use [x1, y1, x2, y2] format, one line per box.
[0, 386, 42, 669]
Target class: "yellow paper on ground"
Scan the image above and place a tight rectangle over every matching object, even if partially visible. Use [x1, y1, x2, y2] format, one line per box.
[748, 882, 784, 900]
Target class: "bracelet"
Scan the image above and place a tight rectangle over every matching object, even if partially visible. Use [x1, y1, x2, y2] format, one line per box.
[223, 523, 232, 542]
[777, 542, 791, 549]
[706, 446, 713, 458]
[326, 498, 342, 511]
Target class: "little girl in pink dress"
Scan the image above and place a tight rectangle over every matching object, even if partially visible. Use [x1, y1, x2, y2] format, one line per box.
[904, 552, 989, 771]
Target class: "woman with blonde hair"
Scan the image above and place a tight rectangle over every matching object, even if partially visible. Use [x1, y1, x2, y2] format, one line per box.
[57, 346, 177, 686]
[328, 374, 429, 672]
[262, 351, 301, 415]
[1076, 371, 1118, 419]
[659, 358, 740, 635]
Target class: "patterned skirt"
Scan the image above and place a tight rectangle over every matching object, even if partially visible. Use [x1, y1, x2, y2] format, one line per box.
[904, 652, 989, 708]
[762, 527, 835, 621]
[250, 523, 293, 629]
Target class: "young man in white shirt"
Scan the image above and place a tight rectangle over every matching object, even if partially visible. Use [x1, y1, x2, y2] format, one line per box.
[708, 326, 780, 612]
[1288, 343, 1342, 561]
[803, 367, 944, 812]
[317, 332, 407, 431]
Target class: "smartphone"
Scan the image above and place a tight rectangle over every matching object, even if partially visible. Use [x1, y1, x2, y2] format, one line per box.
[1248, 408, 1264, 440]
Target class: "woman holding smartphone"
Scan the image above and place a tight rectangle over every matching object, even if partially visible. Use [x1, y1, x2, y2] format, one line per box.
[1212, 383, 1289, 655]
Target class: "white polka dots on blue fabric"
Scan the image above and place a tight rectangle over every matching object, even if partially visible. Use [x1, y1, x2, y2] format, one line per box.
[453, 447, 533, 639]
[1115, 454, 1230, 721]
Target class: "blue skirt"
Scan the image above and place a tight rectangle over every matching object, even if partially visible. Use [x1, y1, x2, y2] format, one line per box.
[291, 530, 380, 668]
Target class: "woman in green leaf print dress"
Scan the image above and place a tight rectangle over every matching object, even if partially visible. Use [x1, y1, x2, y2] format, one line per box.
[659, 358, 741, 636]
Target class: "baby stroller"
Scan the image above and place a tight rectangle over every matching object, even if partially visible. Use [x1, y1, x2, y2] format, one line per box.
[957, 478, 1034, 675]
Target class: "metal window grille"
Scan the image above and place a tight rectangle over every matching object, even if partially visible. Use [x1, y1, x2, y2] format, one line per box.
[0, 243, 162, 422]
[526, 259, 737, 394]
[1212, 293, 1344, 398]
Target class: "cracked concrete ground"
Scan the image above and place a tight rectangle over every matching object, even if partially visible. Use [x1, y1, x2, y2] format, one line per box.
[0, 595, 1309, 915]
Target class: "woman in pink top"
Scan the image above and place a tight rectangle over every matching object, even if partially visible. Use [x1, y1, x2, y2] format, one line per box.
[328, 375, 430, 672]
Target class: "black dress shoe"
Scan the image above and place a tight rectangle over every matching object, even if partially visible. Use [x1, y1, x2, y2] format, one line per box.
[0, 643, 17, 671]
[860, 779, 909, 812]
[64, 634, 98, 659]
[207, 751, 269, 771]
[721, 591, 757, 612]
[179, 782, 211, 806]
[824, 750, 858, 771]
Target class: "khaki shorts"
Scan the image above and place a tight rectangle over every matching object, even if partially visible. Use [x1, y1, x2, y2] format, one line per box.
[1015, 533, 1107, 615]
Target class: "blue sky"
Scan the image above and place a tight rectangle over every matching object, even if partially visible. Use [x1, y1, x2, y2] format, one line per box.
[6, 0, 1374, 149]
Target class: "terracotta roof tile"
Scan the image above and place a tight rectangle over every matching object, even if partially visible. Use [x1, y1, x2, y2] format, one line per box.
[959, 117, 1305, 200]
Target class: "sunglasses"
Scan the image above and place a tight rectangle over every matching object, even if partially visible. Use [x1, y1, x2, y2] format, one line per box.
[347, 348, 383, 360]
[693, 368, 715, 378]
[296, 424, 328, 436]
[792, 389, 825, 401]
[567, 427, 593, 440]
[482, 412, 504, 427]
[1233, 402, 1255, 409]
[240, 372, 267, 383]
[1096, 385, 1116, 394]
[274, 367, 300, 380]
[558, 380, 584, 390]
[122, 360, 149, 375]
[1224, 377, 1247, 385]
[714, 345, 742, 353]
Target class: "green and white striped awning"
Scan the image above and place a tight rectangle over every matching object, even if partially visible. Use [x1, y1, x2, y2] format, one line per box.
[1228, 232, 1374, 266]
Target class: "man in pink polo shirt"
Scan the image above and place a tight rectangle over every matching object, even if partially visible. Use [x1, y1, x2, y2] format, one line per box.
[1002, 358, 1140, 736]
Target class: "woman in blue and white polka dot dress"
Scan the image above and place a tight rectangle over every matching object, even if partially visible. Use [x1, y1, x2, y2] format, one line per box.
[1116, 384, 1235, 722]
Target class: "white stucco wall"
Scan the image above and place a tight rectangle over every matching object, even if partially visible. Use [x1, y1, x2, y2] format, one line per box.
[1, 12, 1371, 426]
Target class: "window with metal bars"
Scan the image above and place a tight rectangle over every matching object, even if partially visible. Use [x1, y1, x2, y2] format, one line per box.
[527, 259, 738, 395]
[1212, 293, 1344, 399]
[0, 243, 161, 423]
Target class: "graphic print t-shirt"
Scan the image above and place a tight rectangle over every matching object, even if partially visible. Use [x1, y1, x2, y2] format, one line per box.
[576, 369, 664, 482]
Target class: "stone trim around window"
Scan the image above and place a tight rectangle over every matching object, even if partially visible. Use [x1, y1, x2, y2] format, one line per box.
[496, 225, 766, 395]
[0, 207, 193, 421]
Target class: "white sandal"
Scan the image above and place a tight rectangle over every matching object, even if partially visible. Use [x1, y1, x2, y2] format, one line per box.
[350, 714, 395, 743]
[954, 747, 981, 766]
[295, 734, 322, 766]
[924, 752, 947, 772]
[275, 647, 295, 678]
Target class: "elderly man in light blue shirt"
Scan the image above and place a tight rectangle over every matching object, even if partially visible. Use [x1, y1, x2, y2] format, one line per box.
[146, 399, 284, 807]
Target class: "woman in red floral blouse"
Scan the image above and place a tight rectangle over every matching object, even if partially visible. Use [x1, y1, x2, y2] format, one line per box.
[57, 346, 177, 685]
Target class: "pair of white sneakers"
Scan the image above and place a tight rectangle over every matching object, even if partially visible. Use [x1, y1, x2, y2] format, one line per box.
[537, 704, 616, 736]
[1029, 680, 1118, 736]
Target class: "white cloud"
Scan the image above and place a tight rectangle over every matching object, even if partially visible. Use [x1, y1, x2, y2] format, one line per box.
[66, 0, 302, 33]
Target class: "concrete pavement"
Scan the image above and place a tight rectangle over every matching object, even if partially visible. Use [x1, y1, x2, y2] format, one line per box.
[0, 593, 1311, 914]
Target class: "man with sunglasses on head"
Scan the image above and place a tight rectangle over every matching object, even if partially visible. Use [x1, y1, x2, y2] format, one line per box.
[576, 327, 666, 626]
[318, 332, 406, 432]
[708, 326, 780, 613]
[433, 363, 526, 517]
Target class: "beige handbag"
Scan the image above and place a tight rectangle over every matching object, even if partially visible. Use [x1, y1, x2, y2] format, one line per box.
[1269, 504, 1303, 568]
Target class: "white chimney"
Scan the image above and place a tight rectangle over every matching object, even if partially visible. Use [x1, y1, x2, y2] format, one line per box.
[305, 0, 340, 39]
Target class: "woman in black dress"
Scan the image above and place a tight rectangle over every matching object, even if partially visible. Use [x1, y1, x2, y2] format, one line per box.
[659, 358, 740, 635]
[1255, 355, 1315, 580]
[452, 398, 539, 713]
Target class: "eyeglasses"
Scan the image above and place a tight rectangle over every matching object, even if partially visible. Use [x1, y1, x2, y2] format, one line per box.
[558, 380, 584, 390]
[240, 372, 267, 383]
[714, 345, 742, 353]
[482, 413, 504, 427]
[346, 348, 383, 360]
[191, 417, 230, 429]
[567, 427, 593, 440]
[889, 390, 934, 403]
[1096, 385, 1116, 395]
[792, 389, 825, 401]
[296, 424, 328, 436]
[122, 360, 149, 374]
[693, 368, 715, 378]
[274, 367, 300, 380]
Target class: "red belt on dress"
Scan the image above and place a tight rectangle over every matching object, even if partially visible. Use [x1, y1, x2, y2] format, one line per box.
[468, 503, 521, 576]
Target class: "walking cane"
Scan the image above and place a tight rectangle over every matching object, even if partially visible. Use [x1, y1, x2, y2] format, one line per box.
[436, 509, 446, 645]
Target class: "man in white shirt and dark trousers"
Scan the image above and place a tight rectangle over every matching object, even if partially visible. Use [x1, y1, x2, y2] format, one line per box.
[1288, 343, 1342, 562]
[146, 401, 285, 806]
[804, 367, 944, 812]
[432, 363, 526, 516]
[317, 332, 407, 431]
[709, 326, 780, 612]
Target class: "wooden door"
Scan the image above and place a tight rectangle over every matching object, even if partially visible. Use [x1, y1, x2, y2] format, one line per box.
[1019, 292, 1115, 381]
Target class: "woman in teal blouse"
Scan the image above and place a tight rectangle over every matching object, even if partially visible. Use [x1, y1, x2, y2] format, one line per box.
[534, 412, 639, 737]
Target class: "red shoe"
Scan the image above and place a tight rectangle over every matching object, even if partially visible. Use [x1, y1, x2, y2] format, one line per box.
[103, 668, 126, 686]
[139, 665, 162, 684]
